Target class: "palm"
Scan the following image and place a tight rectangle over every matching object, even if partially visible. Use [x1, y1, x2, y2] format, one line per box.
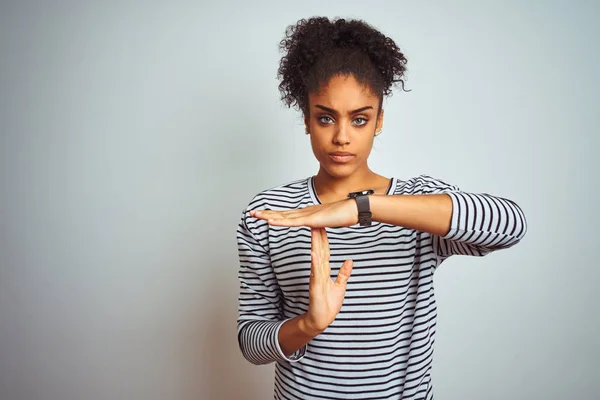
[309, 274, 348, 327]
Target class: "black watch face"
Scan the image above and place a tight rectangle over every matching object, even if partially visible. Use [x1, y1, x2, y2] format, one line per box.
[348, 189, 375, 198]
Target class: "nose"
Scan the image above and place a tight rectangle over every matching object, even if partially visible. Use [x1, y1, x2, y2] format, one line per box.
[333, 124, 350, 145]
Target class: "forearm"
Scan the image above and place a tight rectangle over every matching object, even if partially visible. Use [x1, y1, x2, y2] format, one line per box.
[369, 191, 527, 249]
[370, 194, 453, 236]
[278, 313, 320, 357]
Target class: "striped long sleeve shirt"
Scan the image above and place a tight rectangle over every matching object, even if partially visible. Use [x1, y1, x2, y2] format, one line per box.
[236, 175, 527, 400]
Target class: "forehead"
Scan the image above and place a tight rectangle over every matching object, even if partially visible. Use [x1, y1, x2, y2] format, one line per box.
[308, 74, 379, 110]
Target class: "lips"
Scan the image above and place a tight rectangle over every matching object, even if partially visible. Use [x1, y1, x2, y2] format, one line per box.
[328, 152, 355, 163]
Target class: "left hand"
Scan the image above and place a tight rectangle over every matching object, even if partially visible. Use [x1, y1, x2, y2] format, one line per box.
[250, 199, 358, 228]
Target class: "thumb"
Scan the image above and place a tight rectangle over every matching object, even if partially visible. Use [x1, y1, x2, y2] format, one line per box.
[335, 259, 353, 286]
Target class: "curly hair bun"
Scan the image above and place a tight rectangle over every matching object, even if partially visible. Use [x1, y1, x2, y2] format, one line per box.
[277, 17, 408, 114]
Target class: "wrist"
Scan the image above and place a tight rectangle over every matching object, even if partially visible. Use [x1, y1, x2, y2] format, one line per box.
[346, 198, 359, 224]
[298, 313, 324, 338]
[369, 194, 383, 223]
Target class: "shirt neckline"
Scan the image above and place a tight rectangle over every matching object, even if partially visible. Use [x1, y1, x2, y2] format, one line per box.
[308, 176, 397, 205]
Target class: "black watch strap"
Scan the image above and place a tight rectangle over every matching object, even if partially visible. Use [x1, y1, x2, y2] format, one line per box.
[348, 189, 374, 226]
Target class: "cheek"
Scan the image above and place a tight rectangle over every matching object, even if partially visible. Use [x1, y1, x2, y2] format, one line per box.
[357, 130, 376, 149]
[309, 134, 326, 157]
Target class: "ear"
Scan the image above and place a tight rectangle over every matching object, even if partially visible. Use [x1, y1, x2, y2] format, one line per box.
[375, 108, 384, 133]
[304, 115, 310, 134]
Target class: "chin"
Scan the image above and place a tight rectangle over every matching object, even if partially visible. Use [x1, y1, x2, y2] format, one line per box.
[320, 162, 357, 179]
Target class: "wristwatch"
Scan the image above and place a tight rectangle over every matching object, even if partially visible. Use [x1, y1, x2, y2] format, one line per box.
[348, 189, 375, 226]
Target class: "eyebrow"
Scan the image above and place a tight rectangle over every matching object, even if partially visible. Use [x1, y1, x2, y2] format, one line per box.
[314, 105, 374, 115]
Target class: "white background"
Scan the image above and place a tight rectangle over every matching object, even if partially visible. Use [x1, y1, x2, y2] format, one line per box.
[1, 1, 598, 399]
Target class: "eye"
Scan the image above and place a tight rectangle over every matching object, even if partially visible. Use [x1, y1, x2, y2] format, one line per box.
[353, 117, 368, 126]
[318, 116, 334, 124]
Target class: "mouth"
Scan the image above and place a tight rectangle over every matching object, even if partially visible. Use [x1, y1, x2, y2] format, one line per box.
[328, 152, 355, 163]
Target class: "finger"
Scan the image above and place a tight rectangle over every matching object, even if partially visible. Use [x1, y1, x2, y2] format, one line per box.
[335, 259, 353, 286]
[311, 228, 320, 254]
[310, 250, 326, 284]
[266, 217, 307, 227]
[250, 210, 271, 221]
[262, 207, 323, 227]
[279, 209, 308, 218]
[313, 227, 323, 261]
[268, 208, 320, 227]
[309, 250, 318, 283]
[317, 228, 330, 277]
[259, 209, 309, 219]
[312, 228, 327, 278]
[251, 210, 281, 219]
[319, 228, 330, 260]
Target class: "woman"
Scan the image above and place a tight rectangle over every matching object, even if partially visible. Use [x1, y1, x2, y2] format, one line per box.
[236, 17, 527, 400]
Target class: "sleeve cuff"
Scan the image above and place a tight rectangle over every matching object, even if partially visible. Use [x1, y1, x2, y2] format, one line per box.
[274, 319, 307, 363]
[442, 191, 461, 240]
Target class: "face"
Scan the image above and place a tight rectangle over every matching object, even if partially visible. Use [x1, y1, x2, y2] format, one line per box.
[305, 74, 384, 179]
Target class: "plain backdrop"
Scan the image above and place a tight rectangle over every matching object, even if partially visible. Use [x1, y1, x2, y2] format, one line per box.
[1, 1, 598, 399]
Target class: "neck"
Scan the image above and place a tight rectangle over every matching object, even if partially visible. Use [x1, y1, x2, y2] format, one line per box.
[313, 166, 389, 203]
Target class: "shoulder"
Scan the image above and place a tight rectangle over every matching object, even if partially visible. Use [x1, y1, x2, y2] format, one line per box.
[244, 177, 311, 211]
[393, 174, 461, 195]
[238, 177, 311, 235]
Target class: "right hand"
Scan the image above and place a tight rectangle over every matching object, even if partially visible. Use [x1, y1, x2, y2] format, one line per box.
[303, 227, 353, 335]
